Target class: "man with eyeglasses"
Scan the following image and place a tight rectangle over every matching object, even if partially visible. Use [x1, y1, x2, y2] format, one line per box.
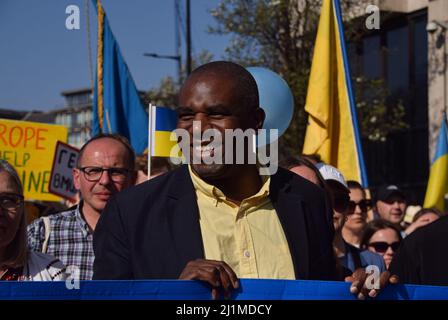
[316, 163, 386, 283]
[27, 134, 136, 280]
[342, 181, 372, 248]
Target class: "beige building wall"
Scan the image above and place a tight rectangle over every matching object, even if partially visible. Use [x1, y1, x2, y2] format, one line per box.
[347, 0, 428, 17]
[378, 0, 429, 13]
[427, 0, 448, 160]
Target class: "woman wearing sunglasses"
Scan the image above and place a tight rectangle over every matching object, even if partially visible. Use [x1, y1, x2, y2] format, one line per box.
[342, 181, 372, 248]
[361, 220, 403, 269]
[316, 163, 386, 280]
[0, 160, 66, 281]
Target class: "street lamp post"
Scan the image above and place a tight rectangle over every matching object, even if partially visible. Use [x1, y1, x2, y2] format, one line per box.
[144, 0, 192, 82]
[143, 53, 182, 86]
[186, 0, 191, 75]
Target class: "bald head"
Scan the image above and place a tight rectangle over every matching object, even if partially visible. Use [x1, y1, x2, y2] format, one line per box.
[77, 134, 136, 170]
[73, 135, 136, 215]
[180, 61, 259, 112]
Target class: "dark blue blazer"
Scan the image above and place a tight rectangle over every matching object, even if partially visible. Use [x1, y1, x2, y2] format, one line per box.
[93, 165, 337, 280]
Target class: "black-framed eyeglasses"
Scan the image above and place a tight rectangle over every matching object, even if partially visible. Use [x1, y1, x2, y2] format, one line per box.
[347, 199, 372, 213]
[368, 241, 400, 253]
[0, 192, 24, 211]
[79, 166, 131, 183]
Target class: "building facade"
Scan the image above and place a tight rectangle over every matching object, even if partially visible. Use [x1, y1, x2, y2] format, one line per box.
[56, 89, 93, 149]
[350, 0, 447, 203]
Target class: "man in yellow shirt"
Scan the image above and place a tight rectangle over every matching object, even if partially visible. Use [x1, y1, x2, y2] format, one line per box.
[93, 61, 337, 298]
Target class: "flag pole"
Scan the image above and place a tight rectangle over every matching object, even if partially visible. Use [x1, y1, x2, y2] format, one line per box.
[148, 103, 153, 179]
[333, 0, 368, 187]
[96, 0, 104, 133]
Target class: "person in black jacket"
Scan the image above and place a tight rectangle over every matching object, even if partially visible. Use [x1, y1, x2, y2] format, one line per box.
[389, 215, 448, 286]
[93, 61, 338, 298]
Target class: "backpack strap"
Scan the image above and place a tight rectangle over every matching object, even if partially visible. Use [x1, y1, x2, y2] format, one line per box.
[41, 216, 51, 254]
[348, 245, 363, 270]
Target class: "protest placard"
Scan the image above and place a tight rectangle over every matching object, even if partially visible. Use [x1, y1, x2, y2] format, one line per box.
[0, 119, 68, 201]
[49, 141, 79, 200]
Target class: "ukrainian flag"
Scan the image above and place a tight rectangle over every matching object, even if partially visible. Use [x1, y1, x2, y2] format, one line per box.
[423, 116, 448, 211]
[92, 0, 148, 155]
[150, 106, 178, 157]
[302, 0, 368, 186]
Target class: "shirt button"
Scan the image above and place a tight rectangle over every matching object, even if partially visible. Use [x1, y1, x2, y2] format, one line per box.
[244, 250, 251, 258]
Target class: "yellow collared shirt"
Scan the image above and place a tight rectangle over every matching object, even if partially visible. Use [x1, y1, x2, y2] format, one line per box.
[188, 166, 295, 279]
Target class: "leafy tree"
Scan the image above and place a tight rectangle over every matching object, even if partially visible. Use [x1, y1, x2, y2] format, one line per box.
[144, 76, 179, 108]
[208, 0, 407, 159]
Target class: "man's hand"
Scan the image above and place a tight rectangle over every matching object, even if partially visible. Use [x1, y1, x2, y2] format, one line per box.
[179, 259, 239, 299]
[345, 268, 399, 300]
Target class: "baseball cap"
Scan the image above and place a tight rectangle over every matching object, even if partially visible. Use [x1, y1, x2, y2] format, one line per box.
[316, 163, 348, 190]
[376, 185, 406, 202]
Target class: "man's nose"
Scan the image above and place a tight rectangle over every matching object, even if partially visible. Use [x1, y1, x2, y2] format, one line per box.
[392, 201, 402, 209]
[98, 170, 112, 185]
[192, 113, 212, 132]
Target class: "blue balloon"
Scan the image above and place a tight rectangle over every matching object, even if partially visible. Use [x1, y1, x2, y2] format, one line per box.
[246, 67, 294, 146]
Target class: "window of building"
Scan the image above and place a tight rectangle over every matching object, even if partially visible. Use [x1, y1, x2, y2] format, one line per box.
[353, 10, 428, 203]
[387, 25, 410, 96]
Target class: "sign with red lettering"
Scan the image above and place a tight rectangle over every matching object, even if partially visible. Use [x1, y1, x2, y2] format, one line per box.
[0, 119, 68, 201]
[49, 141, 79, 200]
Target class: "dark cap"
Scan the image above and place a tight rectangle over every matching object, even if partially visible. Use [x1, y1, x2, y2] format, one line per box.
[376, 185, 406, 202]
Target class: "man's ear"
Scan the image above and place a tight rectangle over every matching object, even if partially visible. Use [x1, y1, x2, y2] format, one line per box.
[72, 168, 81, 191]
[255, 107, 266, 130]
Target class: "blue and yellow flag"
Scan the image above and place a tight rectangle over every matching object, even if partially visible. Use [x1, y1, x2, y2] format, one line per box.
[92, 0, 148, 155]
[423, 116, 448, 211]
[302, 0, 368, 186]
[150, 106, 178, 157]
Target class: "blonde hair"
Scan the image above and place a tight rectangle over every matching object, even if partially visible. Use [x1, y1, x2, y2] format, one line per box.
[0, 160, 28, 269]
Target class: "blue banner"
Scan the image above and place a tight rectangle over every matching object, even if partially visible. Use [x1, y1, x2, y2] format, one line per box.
[1, 280, 447, 300]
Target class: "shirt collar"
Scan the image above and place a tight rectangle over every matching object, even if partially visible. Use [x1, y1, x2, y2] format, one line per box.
[188, 165, 270, 205]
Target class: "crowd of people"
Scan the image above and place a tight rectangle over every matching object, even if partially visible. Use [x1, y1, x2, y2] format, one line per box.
[282, 155, 447, 284]
[1, 61, 447, 298]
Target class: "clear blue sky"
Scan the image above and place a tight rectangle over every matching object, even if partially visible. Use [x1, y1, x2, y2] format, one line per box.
[0, 0, 230, 111]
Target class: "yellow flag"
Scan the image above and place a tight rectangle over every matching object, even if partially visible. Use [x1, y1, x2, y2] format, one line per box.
[303, 0, 368, 186]
[423, 117, 448, 211]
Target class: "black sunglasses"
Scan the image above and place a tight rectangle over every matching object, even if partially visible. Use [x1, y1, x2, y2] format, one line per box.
[368, 241, 400, 253]
[347, 199, 372, 213]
